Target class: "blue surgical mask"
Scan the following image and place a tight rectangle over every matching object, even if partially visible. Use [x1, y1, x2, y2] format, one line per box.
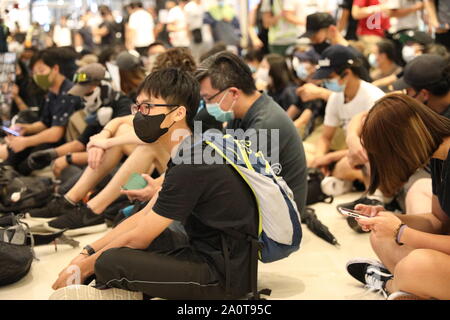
[295, 62, 309, 80]
[324, 78, 345, 92]
[368, 53, 378, 68]
[206, 91, 235, 122]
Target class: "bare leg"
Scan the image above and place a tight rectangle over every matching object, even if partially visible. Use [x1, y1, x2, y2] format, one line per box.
[65, 145, 125, 203]
[87, 142, 170, 214]
[65, 123, 137, 203]
[0, 144, 8, 160]
[388, 249, 450, 299]
[405, 178, 432, 215]
[332, 156, 364, 182]
[369, 232, 414, 273]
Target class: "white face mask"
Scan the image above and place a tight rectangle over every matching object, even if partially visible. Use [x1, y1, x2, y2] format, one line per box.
[402, 45, 418, 63]
[254, 67, 270, 84]
[83, 87, 102, 114]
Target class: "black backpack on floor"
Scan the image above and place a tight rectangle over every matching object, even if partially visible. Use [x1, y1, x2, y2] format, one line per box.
[306, 168, 333, 205]
[0, 166, 53, 213]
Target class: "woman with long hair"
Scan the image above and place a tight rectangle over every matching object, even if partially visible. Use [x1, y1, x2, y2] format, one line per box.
[346, 93, 450, 300]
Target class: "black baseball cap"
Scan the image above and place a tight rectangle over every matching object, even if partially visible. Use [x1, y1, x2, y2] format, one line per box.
[312, 45, 357, 80]
[392, 54, 447, 91]
[394, 30, 433, 46]
[299, 12, 335, 39]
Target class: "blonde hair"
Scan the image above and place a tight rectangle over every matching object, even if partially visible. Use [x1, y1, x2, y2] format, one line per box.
[361, 93, 450, 196]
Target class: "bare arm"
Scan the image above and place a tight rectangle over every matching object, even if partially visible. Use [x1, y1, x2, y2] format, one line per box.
[282, 10, 305, 26]
[390, 2, 424, 18]
[55, 140, 86, 156]
[293, 109, 312, 128]
[315, 125, 337, 158]
[338, 9, 350, 32]
[425, 0, 440, 28]
[23, 126, 65, 148]
[262, 12, 281, 28]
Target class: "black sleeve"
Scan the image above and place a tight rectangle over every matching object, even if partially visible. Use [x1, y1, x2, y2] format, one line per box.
[112, 95, 133, 118]
[340, 0, 353, 10]
[77, 124, 102, 146]
[153, 165, 204, 224]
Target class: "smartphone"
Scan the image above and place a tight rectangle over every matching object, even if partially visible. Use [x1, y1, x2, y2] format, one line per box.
[122, 173, 148, 191]
[338, 207, 371, 219]
[1, 126, 20, 136]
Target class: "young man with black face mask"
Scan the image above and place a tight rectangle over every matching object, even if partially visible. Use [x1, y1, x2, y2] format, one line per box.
[50, 68, 259, 300]
[0, 48, 83, 175]
[25, 63, 132, 177]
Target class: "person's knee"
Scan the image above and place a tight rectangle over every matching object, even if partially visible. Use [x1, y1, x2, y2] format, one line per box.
[94, 248, 123, 277]
[394, 249, 436, 289]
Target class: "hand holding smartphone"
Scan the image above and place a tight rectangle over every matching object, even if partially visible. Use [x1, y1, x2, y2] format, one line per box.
[122, 173, 149, 191]
[1, 126, 20, 136]
[338, 207, 371, 219]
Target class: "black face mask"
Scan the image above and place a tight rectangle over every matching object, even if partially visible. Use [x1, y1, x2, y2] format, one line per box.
[133, 109, 177, 143]
[312, 42, 330, 55]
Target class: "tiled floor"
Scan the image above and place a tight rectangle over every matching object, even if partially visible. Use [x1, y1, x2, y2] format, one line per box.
[0, 192, 382, 300]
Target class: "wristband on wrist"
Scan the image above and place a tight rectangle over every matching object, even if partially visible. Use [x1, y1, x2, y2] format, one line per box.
[65, 153, 73, 165]
[395, 223, 407, 246]
[83, 244, 96, 256]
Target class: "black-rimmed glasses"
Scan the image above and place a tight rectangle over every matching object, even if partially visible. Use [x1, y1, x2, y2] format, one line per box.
[131, 102, 180, 115]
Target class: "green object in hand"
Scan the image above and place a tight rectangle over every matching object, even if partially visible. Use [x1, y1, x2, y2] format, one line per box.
[123, 173, 148, 190]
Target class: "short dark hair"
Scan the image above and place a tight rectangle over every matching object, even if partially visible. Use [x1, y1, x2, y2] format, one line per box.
[30, 47, 74, 72]
[376, 39, 397, 62]
[137, 68, 200, 132]
[412, 62, 450, 97]
[244, 49, 264, 63]
[196, 51, 257, 95]
[130, 1, 144, 9]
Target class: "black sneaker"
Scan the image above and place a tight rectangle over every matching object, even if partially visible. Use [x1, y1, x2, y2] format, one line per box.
[43, 204, 107, 237]
[346, 258, 393, 298]
[337, 197, 384, 233]
[26, 195, 77, 223]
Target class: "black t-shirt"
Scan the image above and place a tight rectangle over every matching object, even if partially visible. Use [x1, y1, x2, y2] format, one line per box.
[77, 93, 132, 145]
[99, 21, 116, 46]
[228, 92, 308, 217]
[431, 148, 450, 217]
[268, 83, 301, 111]
[339, 0, 358, 40]
[153, 137, 258, 297]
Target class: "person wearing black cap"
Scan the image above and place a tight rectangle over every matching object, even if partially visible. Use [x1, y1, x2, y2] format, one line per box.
[309, 45, 384, 194]
[397, 30, 434, 64]
[25, 63, 132, 178]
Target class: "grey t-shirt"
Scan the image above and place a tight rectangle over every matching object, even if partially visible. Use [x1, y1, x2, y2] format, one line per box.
[227, 92, 308, 217]
[438, 0, 450, 25]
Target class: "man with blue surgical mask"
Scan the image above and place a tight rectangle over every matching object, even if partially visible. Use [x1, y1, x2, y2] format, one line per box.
[196, 51, 308, 222]
[309, 45, 384, 194]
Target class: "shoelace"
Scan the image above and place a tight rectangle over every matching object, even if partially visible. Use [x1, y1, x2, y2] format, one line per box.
[364, 273, 388, 299]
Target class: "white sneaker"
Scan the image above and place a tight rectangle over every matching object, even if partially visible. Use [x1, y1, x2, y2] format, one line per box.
[49, 285, 143, 300]
[388, 291, 423, 300]
[321, 176, 353, 196]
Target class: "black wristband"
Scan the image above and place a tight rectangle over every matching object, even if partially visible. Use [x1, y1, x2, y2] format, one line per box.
[66, 153, 73, 165]
[83, 244, 95, 256]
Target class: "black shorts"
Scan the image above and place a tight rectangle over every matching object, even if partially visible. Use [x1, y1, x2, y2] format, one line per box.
[94, 228, 231, 300]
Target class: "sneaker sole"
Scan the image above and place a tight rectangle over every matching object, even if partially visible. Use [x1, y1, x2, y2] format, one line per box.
[388, 291, 424, 300]
[49, 285, 143, 300]
[43, 222, 107, 237]
[346, 258, 389, 285]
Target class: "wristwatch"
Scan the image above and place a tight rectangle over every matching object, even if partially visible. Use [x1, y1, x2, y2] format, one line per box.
[83, 244, 96, 256]
[65, 153, 73, 165]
